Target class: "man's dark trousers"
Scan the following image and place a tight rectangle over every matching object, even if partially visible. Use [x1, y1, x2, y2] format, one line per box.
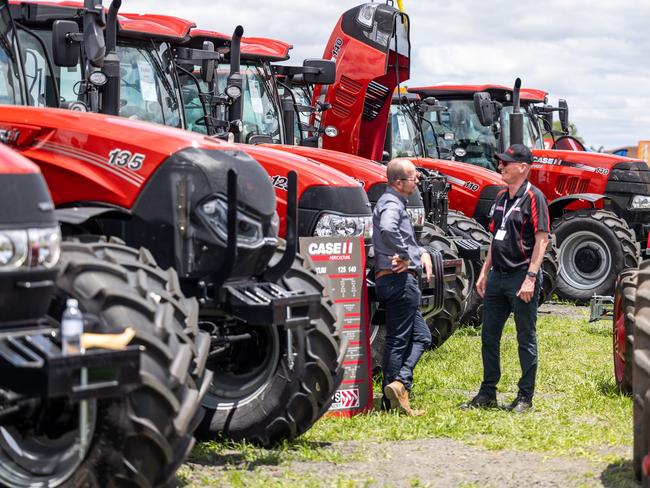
[479, 268, 541, 399]
[377, 272, 431, 391]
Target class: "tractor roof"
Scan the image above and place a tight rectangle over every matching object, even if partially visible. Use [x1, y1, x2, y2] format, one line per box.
[410, 83, 548, 104]
[9, 1, 194, 41]
[189, 28, 292, 61]
[118, 13, 195, 41]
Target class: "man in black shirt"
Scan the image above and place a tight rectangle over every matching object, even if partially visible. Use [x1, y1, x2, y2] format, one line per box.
[463, 144, 550, 413]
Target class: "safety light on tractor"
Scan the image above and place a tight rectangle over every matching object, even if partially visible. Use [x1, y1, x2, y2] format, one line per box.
[88, 70, 108, 86]
[314, 213, 373, 239]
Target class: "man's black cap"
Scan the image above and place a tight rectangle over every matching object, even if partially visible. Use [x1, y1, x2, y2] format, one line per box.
[495, 144, 533, 164]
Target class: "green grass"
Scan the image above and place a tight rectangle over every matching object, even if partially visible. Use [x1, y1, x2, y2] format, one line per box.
[304, 313, 630, 458]
[181, 310, 632, 486]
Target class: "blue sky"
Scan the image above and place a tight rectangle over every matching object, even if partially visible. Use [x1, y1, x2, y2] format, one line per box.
[125, 0, 649, 150]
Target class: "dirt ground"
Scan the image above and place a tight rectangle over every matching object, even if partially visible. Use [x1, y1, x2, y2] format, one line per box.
[180, 303, 636, 487]
[181, 437, 635, 487]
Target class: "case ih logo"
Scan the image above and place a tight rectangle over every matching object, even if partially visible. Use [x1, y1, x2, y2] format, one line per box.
[308, 241, 353, 255]
[330, 388, 360, 410]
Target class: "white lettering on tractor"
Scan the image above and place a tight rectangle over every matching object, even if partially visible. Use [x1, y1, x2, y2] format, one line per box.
[332, 38, 343, 59]
[270, 175, 288, 191]
[108, 149, 145, 171]
[308, 241, 354, 255]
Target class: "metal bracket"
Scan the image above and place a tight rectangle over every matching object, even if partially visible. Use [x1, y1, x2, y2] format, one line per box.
[589, 295, 614, 322]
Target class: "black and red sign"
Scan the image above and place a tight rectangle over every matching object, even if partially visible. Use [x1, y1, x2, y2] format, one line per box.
[300, 235, 372, 416]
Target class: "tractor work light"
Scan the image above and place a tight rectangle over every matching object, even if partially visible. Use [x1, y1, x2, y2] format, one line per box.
[89, 70, 108, 86]
[200, 197, 265, 248]
[407, 207, 425, 227]
[226, 84, 242, 100]
[313, 213, 372, 239]
[0, 226, 61, 271]
[631, 195, 650, 210]
[324, 126, 338, 138]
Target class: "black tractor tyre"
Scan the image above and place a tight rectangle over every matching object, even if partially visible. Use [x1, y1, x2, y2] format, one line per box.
[633, 261, 650, 481]
[446, 210, 491, 326]
[552, 209, 640, 303]
[539, 234, 559, 306]
[198, 242, 345, 446]
[0, 240, 211, 488]
[419, 222, 468, 349]
[613, 268, 638, 395]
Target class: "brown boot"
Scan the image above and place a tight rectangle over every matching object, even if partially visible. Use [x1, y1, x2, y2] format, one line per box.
[384, 381, 425, 416]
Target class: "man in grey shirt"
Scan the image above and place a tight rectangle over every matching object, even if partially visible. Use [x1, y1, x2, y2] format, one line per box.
[373, 159, 433, 416]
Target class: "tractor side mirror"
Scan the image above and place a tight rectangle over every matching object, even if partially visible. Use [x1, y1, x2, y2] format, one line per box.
[558, 99, 569, 134]
[52, 20, 80, 67]
[200, 41, 215, 84]
[473, 92, 496, 126]
[302, 59, 336, 85]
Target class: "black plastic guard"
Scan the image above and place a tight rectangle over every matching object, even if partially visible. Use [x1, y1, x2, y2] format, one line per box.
[220, 281, 320, 328]
[0, 328, 141, 400]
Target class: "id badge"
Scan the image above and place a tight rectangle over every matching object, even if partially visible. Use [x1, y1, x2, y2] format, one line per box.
[495, 229, 507, 241]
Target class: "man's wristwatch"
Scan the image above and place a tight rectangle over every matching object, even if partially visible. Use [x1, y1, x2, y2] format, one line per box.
[526, 271, 537, 278]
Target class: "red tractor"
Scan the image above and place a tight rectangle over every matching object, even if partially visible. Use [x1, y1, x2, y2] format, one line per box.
[0, 141, 212, 486]
[5, 0, 346, 448]
[170, 4, 470, 350]
[28, 1, 470, 359]
[407, 81, 642, 302]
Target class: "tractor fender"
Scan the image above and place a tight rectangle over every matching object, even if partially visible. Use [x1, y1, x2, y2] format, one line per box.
[548, 193, 606, 221]
[54, 206, 129, 225]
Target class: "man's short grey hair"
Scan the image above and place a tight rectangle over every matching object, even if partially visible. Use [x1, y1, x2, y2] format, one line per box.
[387, 160, 410, 185]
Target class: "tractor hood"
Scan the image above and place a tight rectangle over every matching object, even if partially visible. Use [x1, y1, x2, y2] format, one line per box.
[0, 105, 272, 210]
[315, 3, 410, 161]
[395, 156, 505, 223]
[268, 144, 423, 209]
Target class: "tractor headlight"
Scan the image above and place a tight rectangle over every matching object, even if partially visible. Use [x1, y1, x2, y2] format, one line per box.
[407, 207, 425, 227]
[0, 226, 60, 271]
[200, 197, 265, 248]
[313, 213, 373, 239]
[631, 195, 650, 210]
[270, 211, 280, 238]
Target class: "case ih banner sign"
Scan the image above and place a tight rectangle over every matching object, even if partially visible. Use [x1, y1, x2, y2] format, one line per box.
[300, 235, 372, 416]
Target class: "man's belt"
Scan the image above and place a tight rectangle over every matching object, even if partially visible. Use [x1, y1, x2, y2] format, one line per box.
[375, 269, 418, 280]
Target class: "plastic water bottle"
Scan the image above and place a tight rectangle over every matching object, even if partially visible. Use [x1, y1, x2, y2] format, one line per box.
[61, 298, 84, 355]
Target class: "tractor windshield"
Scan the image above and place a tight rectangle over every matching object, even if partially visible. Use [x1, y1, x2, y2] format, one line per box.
[421, 100, 498, 170]
[499, 105, 544, 150]
[215, 61, 281, 144]
[116, 43, 181, 127]
[0, 4, 23, 105]
[388, 104, 425, 159]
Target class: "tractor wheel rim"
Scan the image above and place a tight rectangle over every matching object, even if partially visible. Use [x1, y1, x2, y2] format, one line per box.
[204, 324, 281, 409]
[559, 231, 612, 290]
[0, 400, 97, 487]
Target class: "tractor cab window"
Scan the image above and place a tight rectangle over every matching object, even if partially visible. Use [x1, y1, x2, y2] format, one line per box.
[422, 99, 498, 170]
[389, 104, 424, 159]
[0, 6, 23, 105]
[216, 62, 281, 144]
[500, 106, 544, 150]
[178, 73, 208, 135]
[117, 43, 181, 127]
[17, 27, 81, 108]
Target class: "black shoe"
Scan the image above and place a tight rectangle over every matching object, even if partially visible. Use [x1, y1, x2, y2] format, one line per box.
[506, 394, 533, 413]
[460, 393, 498, 410]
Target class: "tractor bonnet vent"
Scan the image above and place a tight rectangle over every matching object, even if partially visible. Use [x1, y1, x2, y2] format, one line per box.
[555, 175, 589, 195]
[332, 75, 362, 119]
[362, 80, 390, 120]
